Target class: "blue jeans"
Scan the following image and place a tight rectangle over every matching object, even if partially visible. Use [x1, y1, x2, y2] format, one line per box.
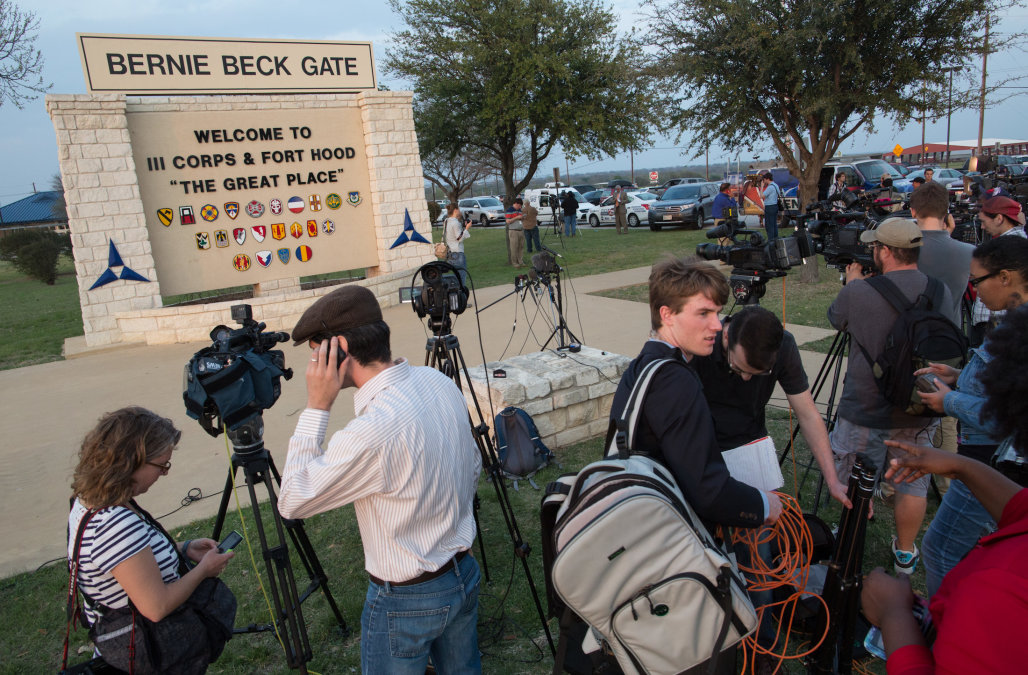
[361, 554, 481, 674]
[764, 204, 779, 240]
[563, 214, 577, 237]
[447, 251, 468, 286]
[922, 478, 996, 597]
[525, 227, 541, 252]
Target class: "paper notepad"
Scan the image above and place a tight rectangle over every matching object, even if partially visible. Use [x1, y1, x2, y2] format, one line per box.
[721, 436, 784, 492]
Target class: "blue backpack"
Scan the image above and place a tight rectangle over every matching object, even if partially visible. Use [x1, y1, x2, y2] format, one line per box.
[494, 407, 557, 490]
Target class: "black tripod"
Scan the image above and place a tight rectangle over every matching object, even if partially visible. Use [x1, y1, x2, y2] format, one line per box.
[532, 253, 580, 351]
[210, 417, 348, 672]
[423, 312, 557, 657]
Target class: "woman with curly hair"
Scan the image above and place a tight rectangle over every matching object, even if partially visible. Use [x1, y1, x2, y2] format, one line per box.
[913, 235, 1028, 595]
[68, 407, 234, 670]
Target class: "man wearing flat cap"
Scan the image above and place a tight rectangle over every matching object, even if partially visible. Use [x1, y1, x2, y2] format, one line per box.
[969, 195, 1028, 344]
[827, 217, 953, 577]
[277, 284, 483, 673]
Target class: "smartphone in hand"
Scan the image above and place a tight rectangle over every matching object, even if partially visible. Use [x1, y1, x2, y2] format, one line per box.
[217, 531, 242, 553]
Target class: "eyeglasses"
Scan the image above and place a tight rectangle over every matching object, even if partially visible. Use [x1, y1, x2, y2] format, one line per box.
[147, 460, 172, 474]
[969, 270, 1001, 288]
[727, 349, 773, 378]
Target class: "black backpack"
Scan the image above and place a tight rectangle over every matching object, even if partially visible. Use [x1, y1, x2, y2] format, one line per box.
[494, 406, 557, 490]
[853, 275, 967, 417]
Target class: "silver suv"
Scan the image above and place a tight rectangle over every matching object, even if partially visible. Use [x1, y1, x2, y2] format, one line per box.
[458, 197, 506, 225]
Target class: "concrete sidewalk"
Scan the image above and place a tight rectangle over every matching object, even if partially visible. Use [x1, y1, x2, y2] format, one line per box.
[0, 265, 836, 577]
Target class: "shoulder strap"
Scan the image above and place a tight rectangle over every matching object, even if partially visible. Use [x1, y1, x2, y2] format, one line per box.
[130, 499, 191, 575]
[611, 358, 687, 459]
[924, 276, 945, 312]
[865, 275, 914, 314]
[63, 506, 102, 669]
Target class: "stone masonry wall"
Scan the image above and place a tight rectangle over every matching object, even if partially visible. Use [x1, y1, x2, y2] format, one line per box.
[463, 347, 631, 450]
[46, 92, 435, 349]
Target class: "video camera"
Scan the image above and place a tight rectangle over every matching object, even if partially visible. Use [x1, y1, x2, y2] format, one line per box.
[695, 217, 811, 272]
[799, 208, 875, 273]
[183, 304, 292, 438]
[408, 261, 469, 333]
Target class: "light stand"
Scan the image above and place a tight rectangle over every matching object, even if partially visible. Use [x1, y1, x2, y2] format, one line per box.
[210, 417, 348, 672]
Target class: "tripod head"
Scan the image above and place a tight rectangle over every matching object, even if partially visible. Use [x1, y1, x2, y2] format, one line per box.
[227, 415, 266, 456]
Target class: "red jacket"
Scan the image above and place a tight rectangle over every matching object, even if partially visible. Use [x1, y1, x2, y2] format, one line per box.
[888, 489, 1028, 674]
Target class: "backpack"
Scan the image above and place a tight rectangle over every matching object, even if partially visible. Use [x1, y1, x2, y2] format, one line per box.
[853, 275, 968, 417]
[494, 406, 556, 490]
[541, 359, 757, 675]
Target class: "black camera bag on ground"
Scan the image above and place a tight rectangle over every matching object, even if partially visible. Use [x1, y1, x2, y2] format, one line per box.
[494, 406, 557, 490]
[853, 275, 967, 417]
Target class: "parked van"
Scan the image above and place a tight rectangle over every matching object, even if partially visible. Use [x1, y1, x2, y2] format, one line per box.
[523, 186, 596, 227]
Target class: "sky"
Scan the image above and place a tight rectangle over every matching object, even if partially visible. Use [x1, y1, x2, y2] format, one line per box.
[1, 0, 1027, 206]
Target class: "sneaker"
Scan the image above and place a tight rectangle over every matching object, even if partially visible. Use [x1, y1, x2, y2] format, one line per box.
[892, 537, 919, 575]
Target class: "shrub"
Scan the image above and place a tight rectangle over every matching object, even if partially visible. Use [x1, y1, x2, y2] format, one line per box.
[427, 200, 442, 224]
[0, 230, 64, 284]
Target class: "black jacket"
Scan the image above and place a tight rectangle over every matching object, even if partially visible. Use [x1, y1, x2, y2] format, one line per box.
[610, 340, 766, 528]
[561, 191, 578, 216]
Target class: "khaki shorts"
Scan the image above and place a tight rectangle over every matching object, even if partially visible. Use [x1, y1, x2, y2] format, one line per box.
[830, 416, 937, 497]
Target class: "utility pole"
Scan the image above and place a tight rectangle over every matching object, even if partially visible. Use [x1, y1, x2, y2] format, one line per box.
[944, 67, 957, 167]
[977, 13, 989, 162]
[630, 148, 635, 186]
[920, 83, 926, 165]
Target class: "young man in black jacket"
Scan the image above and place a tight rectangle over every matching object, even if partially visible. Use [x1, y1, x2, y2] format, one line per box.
[610, 256, 782, 528]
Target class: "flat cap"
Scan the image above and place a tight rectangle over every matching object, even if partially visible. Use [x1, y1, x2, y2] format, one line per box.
[860, 217, 923, 248]
[292, 284, 383, 345]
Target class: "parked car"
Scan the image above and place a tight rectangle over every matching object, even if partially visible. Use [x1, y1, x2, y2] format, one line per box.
[591, 192, 658, 227]
[906, 167, 965, 184]
[458, 196, 506, 225]
[652, 177, 705, 196]
[581, 189, 607, 205]
[647, 183, 719, 230]
[889, 162, 911, 177]
[573, 184, 597, 194]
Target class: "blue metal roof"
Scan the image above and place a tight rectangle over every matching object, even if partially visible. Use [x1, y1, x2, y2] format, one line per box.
[0, 191, 65, 226]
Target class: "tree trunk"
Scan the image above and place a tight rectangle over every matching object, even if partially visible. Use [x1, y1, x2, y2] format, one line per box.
[798, 173, 821, 283]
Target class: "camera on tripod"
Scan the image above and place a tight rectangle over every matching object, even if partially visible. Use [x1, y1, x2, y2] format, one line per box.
[695, 216, 811, 272]
[183, 304, 292, 438]
[801, 210, 875, 273]
[407, 261, 469, 334]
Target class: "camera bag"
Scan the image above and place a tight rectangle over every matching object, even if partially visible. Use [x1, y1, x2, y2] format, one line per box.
[494, 406, 557, 490]
[853, 275, 967, 417]
[542, 359, 756, 675]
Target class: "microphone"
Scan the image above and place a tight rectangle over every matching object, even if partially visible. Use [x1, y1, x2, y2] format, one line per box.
[540, 245, 564, 259]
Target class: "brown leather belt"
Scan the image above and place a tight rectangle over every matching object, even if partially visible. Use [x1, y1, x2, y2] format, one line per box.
[369, 549, 468, 587]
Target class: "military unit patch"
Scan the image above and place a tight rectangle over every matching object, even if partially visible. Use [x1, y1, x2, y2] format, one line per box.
[296, 245, 312, 262]
[347, 191, 361, 206]
[307, 220, 318, 237]
[309, 194, 322, 211]
[270, 198, 283, 215]
[287, 196, 304, 213]
[252, 225, 266, 242]
[233, 254, 251, 271]
[157, 208, 173, 226]
[233, 228, 246, 245]
[224, 202, 240, 219]
[326, 193, 342, 209]
[278, 248, 290, 264]
[214, 230, 229, 248]
[196, 232, 210, 250]
[272, 222, 286, 240]
[291, 222, 303, 238]
[323, 218, 335, 234]
[201, 204, 219, 222]
[180, 205, 196, 225]
[246, 200, 265, 218]
[256, 250, 273, 268]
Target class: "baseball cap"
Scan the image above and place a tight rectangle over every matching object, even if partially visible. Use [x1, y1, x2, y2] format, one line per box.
[982, 195, 1024, 224]
[859, 217, 923, 248]
[292, 284, 383, 345]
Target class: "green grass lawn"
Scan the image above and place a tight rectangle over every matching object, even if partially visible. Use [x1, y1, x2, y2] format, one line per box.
[0, 257, 82, 370]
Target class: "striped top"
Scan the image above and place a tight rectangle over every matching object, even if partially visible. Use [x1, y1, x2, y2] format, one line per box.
[278, 359, 481, 583]
[68, 500, 180, 625]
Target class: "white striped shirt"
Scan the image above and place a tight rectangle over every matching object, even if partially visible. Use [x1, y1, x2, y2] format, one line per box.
[68, 500, 180, 625]
[278, 359, 481, 583]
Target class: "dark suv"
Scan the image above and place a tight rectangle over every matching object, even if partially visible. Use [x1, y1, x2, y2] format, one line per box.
[647, 182, 718, 230]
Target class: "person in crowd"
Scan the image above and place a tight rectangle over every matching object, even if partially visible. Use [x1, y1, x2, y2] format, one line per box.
[876, 172, 902, 214]
[613, 187, 628, 235]
[861, 302, 1028, 674]
[924, 167, 935, 184]
[68, 408, 235, 664]
[911, 176, 926, 189]
[760, 172, 784, 240]
[969, 195, 1028, 344]
[561, 189, 579, 237]
[505, 198, 525, 267]
[279, 285, 482, 674]
[827, 173, 849, 209]
[827, 218, 951, 575]
[522, 196, 541, 253]
[914, 236, 1028, 596]
[711, 182, 738, 226]
[444, 202, 472, 285]
[610, 256, 783, 529]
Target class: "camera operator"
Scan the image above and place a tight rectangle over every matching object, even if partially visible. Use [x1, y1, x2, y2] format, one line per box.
[828, 218, 952, 576]
[760, 172, 784, 240]
[611, 257, 783, 530]
[560, 189, 579, 237]
[443, 203, 472, 285]
[969, 196, 1027, 345]
[861, 303, 1028, 674]
[827, 173, 848, 210]
[278, 285, 483, 673]
[876, 172, 902, 214]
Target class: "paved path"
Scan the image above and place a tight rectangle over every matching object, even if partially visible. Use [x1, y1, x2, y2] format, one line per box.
[0, 265, 837, 577]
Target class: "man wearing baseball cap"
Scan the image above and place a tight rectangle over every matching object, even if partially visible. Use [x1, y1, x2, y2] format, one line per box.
[277, 284, 483, 673]
[969, 195, 1027, 345]
[827, 217, 953, 576]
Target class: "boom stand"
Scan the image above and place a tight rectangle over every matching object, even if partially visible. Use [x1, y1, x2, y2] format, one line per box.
[424, 314, 557, 656]
[807, 454, 877, 675]
[210, 417, 348, 672]
[538, 267, 580, 351]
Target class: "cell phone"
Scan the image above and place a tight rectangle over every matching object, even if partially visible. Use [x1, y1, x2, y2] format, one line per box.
[915, 374, 939, 393]
[217, 530, 242, 553]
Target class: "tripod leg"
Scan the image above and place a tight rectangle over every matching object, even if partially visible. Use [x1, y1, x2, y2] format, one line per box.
[211, 464, 238, 541]
[472, 494, 490, 583]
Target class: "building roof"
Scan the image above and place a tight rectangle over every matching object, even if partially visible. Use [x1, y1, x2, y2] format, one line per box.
[0, 191, 64, 226]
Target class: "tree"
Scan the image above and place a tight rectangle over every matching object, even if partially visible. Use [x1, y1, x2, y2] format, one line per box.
[386, 0, 651, 209]
[0, 0, 50, 108]
[50, 172, 66, 222]
[646, 0, 1011, 278]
